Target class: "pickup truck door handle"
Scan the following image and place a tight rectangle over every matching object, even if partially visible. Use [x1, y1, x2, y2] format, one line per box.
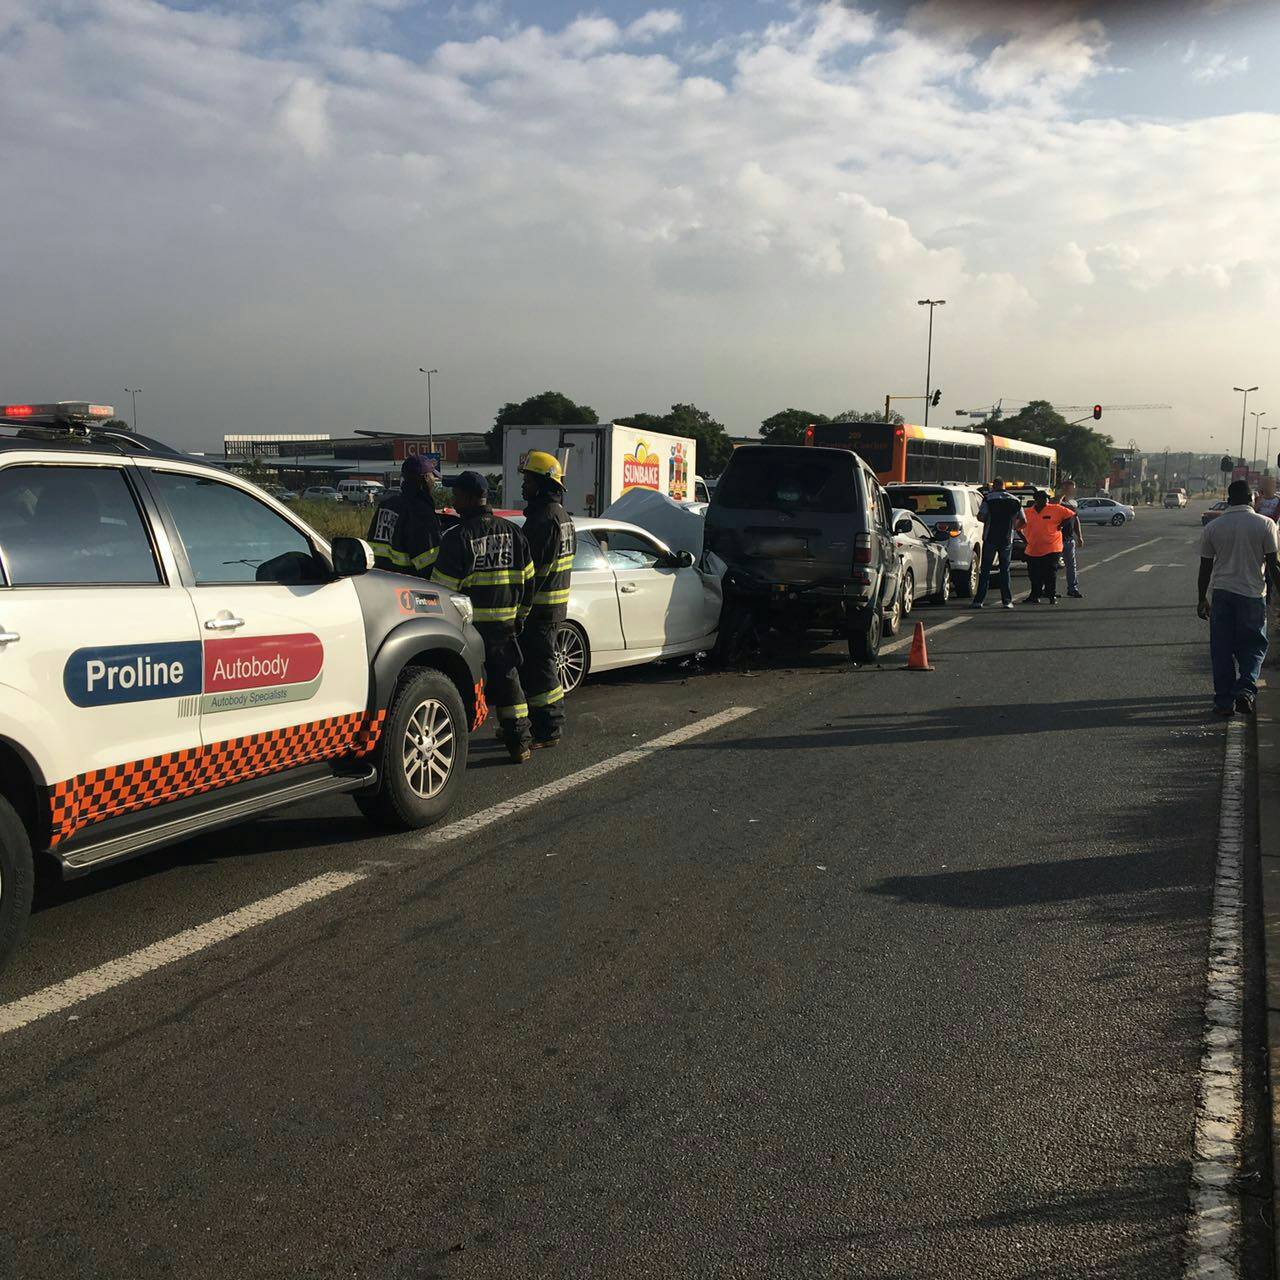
[204, 616, 246, 631]
[0, 629, 19, 645]
[619, 583, 639, 594]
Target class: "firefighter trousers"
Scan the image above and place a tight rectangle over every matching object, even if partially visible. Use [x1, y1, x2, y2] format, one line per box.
[481, 630, 530, 750]
[520, 613, 565, 742]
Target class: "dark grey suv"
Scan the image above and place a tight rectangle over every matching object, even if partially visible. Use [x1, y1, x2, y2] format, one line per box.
[705, 445, 901, 663]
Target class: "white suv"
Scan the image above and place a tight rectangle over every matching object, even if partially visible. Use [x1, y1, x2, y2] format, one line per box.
[886, 482, 985, 597]
[0, 406, 488, 970]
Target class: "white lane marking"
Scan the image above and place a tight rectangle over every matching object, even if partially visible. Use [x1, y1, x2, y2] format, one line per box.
[0, 871, 365, 1038]
[1080, 537, 1163, 572]
[412, 705, 757, 846]
[2, 707, 759, 1036]
[880, 613, 971, 656]
[1185, 721, 1245, 1278]
[1135, 563, 1185, 573]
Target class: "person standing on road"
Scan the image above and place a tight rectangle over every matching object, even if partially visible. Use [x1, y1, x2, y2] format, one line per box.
[971, 478, 1021, 609]
[366, 454, 441, 577]
[1197, 479, 1280, 717]
[1255, 475, 1280, 522]
[432, 471, 536, 762]
[1058, 478, 1086, 599]
[519, 452, 575, 749]
[1016, 490, 1076, 604]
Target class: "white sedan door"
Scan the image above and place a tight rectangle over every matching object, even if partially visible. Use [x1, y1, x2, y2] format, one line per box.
[599, 527, 705, 650]
[569, 532, 624, 655]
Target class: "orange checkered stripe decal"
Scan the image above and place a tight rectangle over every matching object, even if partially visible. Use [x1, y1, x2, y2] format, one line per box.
[471, 681, 488, 732]
[47, 710, 386, 849]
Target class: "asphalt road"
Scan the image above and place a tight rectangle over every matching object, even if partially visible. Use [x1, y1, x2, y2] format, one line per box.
[0, 509, 1242, 1279]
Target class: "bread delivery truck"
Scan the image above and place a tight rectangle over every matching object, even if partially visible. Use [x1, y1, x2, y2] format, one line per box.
[501, 423, 697, 517]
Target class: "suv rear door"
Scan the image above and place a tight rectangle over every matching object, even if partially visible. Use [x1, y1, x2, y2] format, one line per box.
[707, 447, 864, 586]
[143, 466, 370, 760]
[0, 459, 204, 848]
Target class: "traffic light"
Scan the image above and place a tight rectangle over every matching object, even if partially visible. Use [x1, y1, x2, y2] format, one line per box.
[1221, 456, 1234, 474]
[1092, 405, 1103, 420]
[931, 389, 942, 407]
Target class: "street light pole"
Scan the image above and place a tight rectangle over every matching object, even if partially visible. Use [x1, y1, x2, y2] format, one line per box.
[419, 367, 438, 455]
[1251, 410, 1267, 472]
[1264, 425, 1278, 474]
[917, 299, 945, 427]
[1234, 385, 1258, 467]
[124, 387, 141, 431]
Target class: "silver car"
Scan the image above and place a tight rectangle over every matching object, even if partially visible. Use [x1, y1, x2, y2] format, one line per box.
[1076, 496, 1135, 526]
[890, 508, 952, 632]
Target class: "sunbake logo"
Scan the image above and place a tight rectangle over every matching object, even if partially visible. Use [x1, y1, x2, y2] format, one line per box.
[622, 443, 661, 492]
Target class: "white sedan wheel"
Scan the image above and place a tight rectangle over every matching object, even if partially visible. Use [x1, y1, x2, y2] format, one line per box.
[554, 623, 589, 694]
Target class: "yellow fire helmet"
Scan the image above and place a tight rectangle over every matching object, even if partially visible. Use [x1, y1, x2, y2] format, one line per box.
[521, 450, 565, 484]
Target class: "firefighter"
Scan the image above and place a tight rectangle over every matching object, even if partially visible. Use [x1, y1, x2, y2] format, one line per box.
[519, 451, 575, 748]
[431, 471, 536, 763]
[366, 454, 441, 576]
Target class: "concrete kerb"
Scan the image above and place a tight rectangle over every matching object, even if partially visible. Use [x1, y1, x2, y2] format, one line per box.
[1253, 683, 1280, 1276]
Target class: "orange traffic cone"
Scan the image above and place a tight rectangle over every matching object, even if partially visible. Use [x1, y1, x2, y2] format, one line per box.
[906, 621, 933, 671]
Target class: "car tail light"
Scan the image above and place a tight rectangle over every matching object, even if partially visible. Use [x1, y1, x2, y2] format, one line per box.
[853, 533, 872, 566]
[934, 521, 960, 537]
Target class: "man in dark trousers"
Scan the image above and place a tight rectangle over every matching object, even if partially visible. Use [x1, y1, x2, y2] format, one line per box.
[366, 454, 441, 577]
[971, 478, 1022, 609]
[519, 451, 575, 748]
[1198, 479, 1280, 716]
[1016, 489, 1076, 604]
[431, 471, 536, 762]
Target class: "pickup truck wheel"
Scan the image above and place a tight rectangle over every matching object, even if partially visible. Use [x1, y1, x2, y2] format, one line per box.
[0, 794, 33, 973]
[848, 604, 883, 664]
[711, 599, 757, 667]
[356, 668, 468, 832]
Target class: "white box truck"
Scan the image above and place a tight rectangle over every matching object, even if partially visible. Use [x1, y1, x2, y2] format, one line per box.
[501, 423, 697, 517]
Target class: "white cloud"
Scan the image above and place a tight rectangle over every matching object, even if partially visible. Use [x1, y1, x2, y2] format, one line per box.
[1183, 41, 1250, 84]
[275, 76, 333, 158]
[1051, 242, 1096, 286]
[626, 9, 683, 43]
[0, 1, 1275, 448]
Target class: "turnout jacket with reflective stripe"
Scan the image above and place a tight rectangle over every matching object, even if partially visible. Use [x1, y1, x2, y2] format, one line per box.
[523, 497, 575, 620]
[431, 508, 534, 633]
[366, 490, 441, 577]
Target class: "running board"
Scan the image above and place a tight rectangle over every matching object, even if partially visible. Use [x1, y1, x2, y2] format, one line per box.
[59, 769, 377, 875]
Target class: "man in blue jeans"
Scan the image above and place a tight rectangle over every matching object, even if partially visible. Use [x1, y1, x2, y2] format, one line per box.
[972, 479, 1022, 609]
[1197, 480, 1280, 716]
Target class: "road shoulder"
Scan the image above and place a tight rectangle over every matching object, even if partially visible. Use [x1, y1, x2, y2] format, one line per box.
[1252, 685, 1280, 1275]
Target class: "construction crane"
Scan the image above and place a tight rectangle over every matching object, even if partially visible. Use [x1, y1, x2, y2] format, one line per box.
[1053, 404, 1172, 413]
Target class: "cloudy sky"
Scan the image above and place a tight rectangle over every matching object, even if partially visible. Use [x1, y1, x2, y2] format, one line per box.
[3, 0, 1276, 453]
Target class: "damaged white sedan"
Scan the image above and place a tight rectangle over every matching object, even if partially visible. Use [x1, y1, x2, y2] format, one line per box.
[514, 491, 724, 693]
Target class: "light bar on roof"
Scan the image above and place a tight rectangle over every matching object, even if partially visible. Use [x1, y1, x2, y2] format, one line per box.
[0, 401, 116, 424]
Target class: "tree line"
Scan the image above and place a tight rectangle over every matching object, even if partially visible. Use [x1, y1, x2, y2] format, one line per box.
[490, 392, 1113, 485]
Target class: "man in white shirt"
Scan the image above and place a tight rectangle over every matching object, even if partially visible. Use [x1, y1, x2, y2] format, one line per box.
[1198, 480, 1280, 715]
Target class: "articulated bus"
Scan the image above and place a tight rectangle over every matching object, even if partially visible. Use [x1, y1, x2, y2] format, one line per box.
[806, 421, 1057, 491]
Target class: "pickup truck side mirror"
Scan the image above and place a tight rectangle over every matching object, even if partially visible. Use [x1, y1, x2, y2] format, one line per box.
[331, 536, 375, 577]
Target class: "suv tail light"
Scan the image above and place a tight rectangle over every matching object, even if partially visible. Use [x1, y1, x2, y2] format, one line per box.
[853, 533, 872, 566]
